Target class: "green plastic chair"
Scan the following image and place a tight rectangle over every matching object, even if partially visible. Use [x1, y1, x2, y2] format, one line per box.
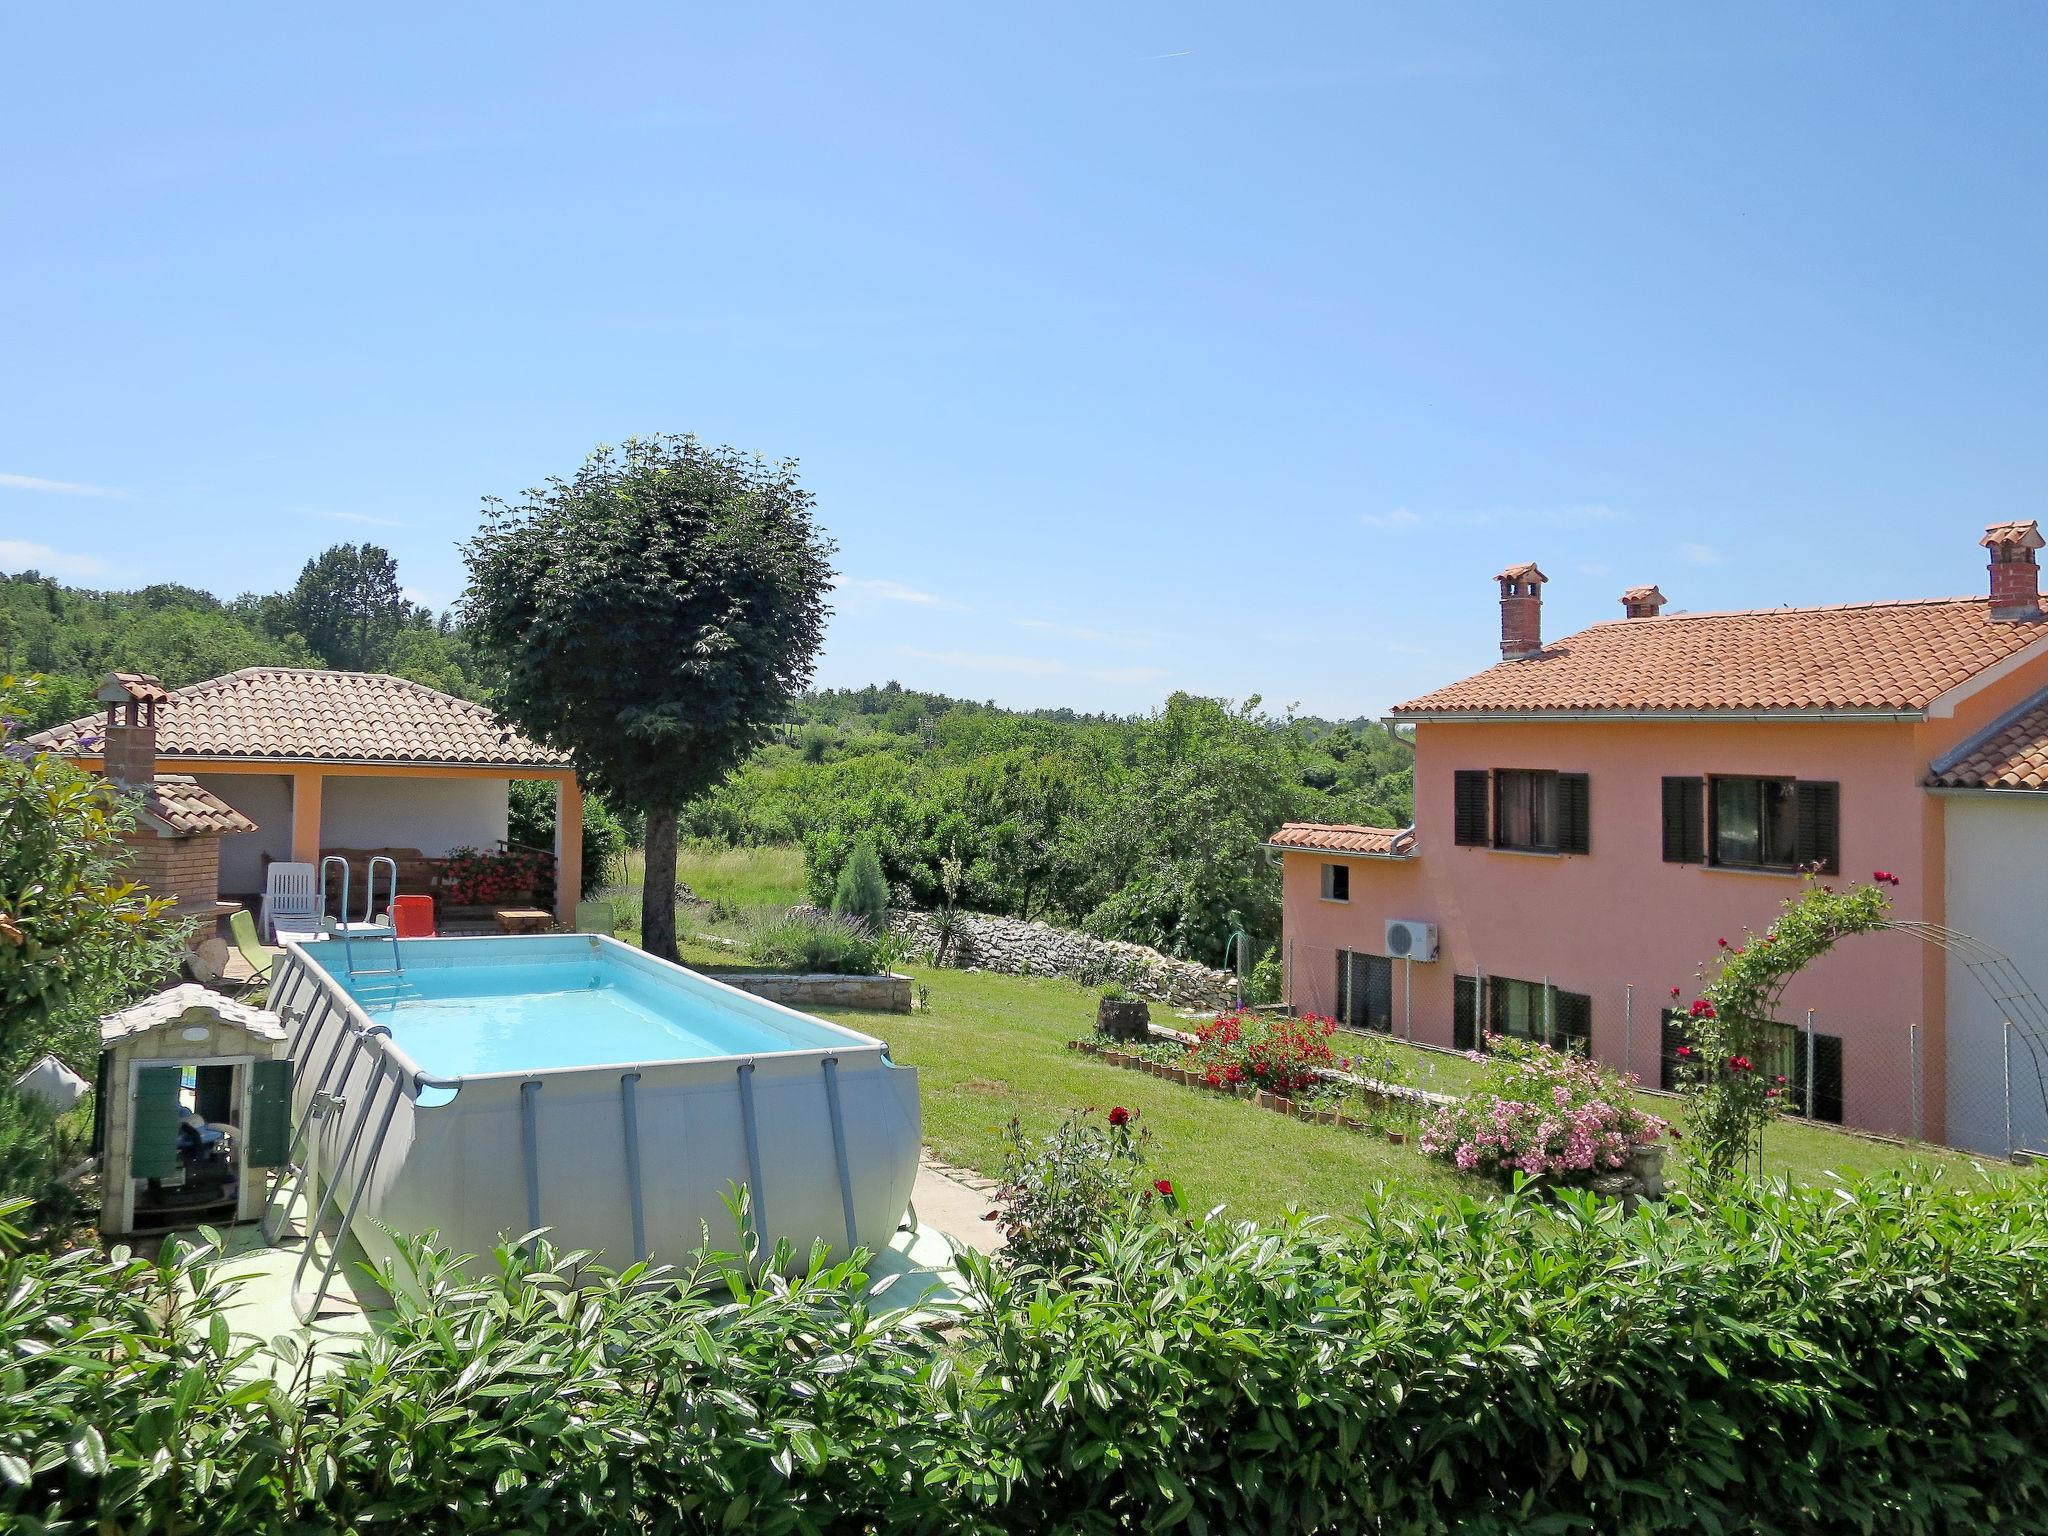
[228, 908, 274, 985]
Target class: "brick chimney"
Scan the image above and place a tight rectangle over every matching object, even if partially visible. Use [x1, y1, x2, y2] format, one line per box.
[95, 673, 170, 789]
[1620, 584, 1667, 619]
[1982, 521, 2045, 622]
[1497, 563, 1547, 659]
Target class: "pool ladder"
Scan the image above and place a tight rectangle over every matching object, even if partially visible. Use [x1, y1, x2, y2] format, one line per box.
[320, 854, 404, 981]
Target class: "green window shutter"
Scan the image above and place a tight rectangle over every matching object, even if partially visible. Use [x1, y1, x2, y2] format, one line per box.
[1794, 781, 1840, 875]
[1453, 771, 1490, 847]
[245, 1059, 295, 1167]
[130, 1066, 185, 1180]
[1662, 777, 1704, 863]
[1558, 773, 1591, 855]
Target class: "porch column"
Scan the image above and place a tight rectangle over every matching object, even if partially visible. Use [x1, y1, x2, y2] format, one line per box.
[554, 775, 583, 926]
[290, 769, 324, 864]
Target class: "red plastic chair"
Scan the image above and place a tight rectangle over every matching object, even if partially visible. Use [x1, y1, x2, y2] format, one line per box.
[390, 894, 437, 938]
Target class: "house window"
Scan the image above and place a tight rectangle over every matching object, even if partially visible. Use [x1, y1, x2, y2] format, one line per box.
[1659, 1011, 1843, 1123]
[1455, 973, 1591, 1052]
[1320, 863, 1350, 901]
[1663, 776, 1839, 874]
[1454, 769, 1590, 854]
[1335, 950, 1393, 1033]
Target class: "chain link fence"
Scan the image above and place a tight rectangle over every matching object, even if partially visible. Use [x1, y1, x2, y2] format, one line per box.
[1282, 940, 2046, 1159]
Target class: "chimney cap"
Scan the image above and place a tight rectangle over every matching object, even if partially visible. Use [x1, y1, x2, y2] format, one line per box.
[1496, 561, 1547, 584]
[1981, 520, 2044, 553]
[1620, 584, 1664, 603]
[96, 672, 170, 706]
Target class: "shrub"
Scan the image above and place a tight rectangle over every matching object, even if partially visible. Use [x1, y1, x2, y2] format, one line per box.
[0, 1089, 86, 1246]
[507, 780, 630, 896]
[1419, 1033, 1666, 1181]
[1098, 980, 1129, 1002]
[1185, 1009, 1339, 1096]
[7, 1173, 2048, 1532]
[963, 1173, 2048, 1535]
[831, 836, 890, 931]
[744, 908, 883, 975]
[992, 1108, 1173, 1275]
[1246, 943, 1283, 1004]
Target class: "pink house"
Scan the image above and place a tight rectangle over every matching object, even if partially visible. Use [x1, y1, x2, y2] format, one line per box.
[1272, 522, 2048, 1153]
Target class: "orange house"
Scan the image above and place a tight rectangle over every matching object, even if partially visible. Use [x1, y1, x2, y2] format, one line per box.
[1272, 522, 2048, 1153]
[33, 667, 584, 926]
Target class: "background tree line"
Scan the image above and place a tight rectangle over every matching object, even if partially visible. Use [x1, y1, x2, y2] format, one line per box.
[0, 543, 489, 732]
[3, 554, 1415, 963]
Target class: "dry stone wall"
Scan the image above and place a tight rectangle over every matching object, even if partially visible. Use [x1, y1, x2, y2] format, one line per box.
[887, 909, 1238, 1011]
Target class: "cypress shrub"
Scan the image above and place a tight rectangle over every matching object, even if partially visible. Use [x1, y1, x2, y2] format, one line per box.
[831, 836, 890, 932]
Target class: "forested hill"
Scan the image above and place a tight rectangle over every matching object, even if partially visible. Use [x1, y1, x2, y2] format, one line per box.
[4, 555, 1413, 962]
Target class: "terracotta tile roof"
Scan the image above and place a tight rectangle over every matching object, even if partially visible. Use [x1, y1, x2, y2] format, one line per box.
[33, 668, 569, 768]
[139, 775, 261, 836]
[1621, 584, 1665, 603]
[1266, 822, 1415, 856]
[1927, 688, 2048, 790]
[1391, 598, 2048, 717]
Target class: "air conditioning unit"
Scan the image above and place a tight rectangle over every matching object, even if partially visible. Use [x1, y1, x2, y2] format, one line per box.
[1384, 919, 1439, 962]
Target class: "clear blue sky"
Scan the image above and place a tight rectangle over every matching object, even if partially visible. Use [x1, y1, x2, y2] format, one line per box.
[3, 5, 2043, 717]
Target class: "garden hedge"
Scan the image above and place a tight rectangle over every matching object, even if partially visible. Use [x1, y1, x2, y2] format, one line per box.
[3, 1172, 2044, 1533]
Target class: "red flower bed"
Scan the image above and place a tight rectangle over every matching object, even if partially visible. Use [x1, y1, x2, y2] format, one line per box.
[1186, 1011, 1341, 1098]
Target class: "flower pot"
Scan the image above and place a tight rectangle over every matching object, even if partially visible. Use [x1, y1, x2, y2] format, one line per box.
[1384, 1130, 1407, 1145]
[1096, 998, 1152, 1043]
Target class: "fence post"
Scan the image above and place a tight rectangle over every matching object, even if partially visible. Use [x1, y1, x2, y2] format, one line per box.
[1804, 1010, 1817, 1121]
[2005, 1020, 2015, 1158]
[1907, 1021, 1921, 1142]
[1475, 964, 1486, 1053]
[1623, 984, 1634, 1078]
[1285, 939, 1293, 1016]
[1403, 956, 1413, 1041]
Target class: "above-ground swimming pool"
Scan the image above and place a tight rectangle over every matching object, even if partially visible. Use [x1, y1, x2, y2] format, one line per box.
[266, 934, 921, 1290]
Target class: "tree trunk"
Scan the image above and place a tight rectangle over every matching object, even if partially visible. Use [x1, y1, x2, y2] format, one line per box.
[640, 805, 680, 962]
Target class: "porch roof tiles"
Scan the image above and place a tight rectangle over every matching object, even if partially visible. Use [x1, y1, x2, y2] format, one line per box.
[1391, 597, 2047, 717]
[1265, 822, 1413, 857]
[143, 776, 261, 836]
[1927, 688, 2048, 791]
[32, 667, 570, 769]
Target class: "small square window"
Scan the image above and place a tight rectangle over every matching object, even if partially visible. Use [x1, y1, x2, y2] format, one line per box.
[1320, 863, 1350, 901]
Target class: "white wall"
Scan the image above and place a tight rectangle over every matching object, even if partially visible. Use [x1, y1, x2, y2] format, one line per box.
[319, 774, 510, 857]
[193, 773, 294, 897]
[1942, 793, 2048, 1155]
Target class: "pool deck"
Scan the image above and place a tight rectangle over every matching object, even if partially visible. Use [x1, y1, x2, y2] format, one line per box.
[169, 1157, 1002, 1381]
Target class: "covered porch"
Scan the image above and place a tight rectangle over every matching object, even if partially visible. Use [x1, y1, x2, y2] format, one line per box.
[186, 762, 583, 927]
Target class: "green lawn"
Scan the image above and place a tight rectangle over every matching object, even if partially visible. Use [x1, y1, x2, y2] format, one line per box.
[795, 959, 2016, 1224]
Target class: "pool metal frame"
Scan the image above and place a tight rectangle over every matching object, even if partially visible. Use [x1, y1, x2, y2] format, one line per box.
[266, 934, 917, 1322]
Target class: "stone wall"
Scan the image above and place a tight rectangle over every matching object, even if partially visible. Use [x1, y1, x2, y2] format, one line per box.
[887, 909, 1237, 1011]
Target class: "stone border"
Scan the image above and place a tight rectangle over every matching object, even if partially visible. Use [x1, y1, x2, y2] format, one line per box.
[707, 970, 913, 1013]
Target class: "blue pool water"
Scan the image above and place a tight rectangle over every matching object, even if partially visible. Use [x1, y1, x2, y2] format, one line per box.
[308, 941, 855, 1079]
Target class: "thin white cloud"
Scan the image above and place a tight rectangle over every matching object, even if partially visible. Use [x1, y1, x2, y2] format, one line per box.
[1087, 664, 1170, 687]
[1363, 504, 1622, 531]
[0, 471, 128, 499]
[401, 585, 448, 611]
[835, 577, 968, 611]
[1143, 49, 1193, 60]
[1578, 562, 1612, 577]
[1014, 617, 1170, 648]
[0, 539, 111, 579]
[1680, 541, 1726, 566]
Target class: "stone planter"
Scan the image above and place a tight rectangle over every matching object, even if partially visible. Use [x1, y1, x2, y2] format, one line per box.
[1628, 1142, 1667, 1198]
[1096, 998, 1152, 1042]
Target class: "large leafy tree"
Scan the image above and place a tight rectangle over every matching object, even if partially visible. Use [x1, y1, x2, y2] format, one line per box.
[0, 678, 187, 1076]
[283, 543, 421, 671]
[461, 436, 836, 960]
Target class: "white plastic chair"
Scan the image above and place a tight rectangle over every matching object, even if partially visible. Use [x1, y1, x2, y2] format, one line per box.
[260, 861, 320, 942]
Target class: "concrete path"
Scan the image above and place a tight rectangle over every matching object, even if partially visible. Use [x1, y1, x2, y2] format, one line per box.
[913, 1156, 1005, 1254]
